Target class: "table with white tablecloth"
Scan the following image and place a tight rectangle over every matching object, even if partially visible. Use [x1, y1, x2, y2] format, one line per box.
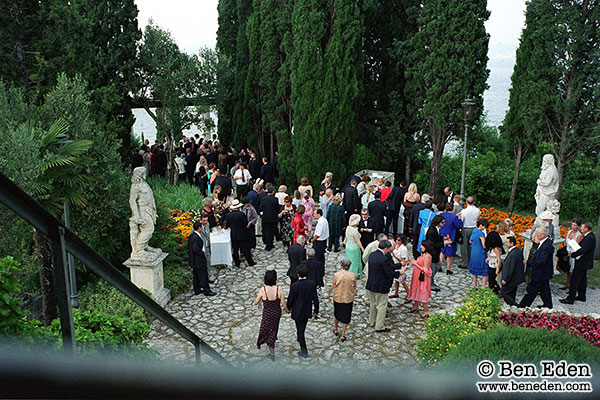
[210, 229, 233, 267]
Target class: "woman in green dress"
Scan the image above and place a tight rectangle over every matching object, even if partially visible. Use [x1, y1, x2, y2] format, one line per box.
[345, 214, 365, 278]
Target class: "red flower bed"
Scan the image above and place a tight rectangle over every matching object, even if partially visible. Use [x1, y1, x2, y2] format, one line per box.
[500, 311, 600, 347]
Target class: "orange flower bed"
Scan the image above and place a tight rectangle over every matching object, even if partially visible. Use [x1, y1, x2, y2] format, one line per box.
[479, 207, 568, 249]
[166, 209, 202, 246]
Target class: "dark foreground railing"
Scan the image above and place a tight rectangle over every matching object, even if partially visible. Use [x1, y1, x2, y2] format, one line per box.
[0, 171, 229, 366]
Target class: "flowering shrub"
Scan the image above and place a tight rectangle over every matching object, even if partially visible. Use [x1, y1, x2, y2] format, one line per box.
[479, 207, 568, 249]
[416, 289, 502, 366]
[500, 311, 600, 347]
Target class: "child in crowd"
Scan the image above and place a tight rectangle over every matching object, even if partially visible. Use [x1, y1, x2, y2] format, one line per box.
[292, 190, 302, 208]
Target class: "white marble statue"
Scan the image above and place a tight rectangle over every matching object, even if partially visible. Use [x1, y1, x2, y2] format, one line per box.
[535, 154, 559, 216]
[129, 166, 160, 261]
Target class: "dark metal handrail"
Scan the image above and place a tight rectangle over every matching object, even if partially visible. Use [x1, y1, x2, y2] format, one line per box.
[0, 171, 230, 366]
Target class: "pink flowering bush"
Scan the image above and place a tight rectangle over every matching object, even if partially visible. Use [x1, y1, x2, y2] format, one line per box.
[500, 311, 600, 347]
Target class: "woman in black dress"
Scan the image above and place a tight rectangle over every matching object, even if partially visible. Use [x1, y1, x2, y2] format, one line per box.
[253, 270, 289, 360]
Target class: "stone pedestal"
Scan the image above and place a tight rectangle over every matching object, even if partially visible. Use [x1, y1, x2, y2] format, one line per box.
[124, 251, 171, 307]
[520, 232, 565, 269]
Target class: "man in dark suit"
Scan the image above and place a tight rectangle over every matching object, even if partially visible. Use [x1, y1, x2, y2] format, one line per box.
[260, 185, 280, 251]
[358, 209, 376, 248]
[260, 157, 275, 184]
[184, 148, 197, 185]
[130, 147, 143, 171]
[561, 222, 596, 304]
[501, 236, 525, 306]
[342, 179, 361, 223]
[368, 191, 386, 236]
[365, 240, 403, 332]
[305, 248, 324, 291]
[425, 215, 448, 292]
[410, 195, 429, 259]
[519, 225, 554, 308]
[385, 181, 406, 236]
[224, 200, 256, 267]
[287, 235, 306, 284]
[287, 263, 319, 358]
[188, 221, 216, 296]
[248, 151, 261, 183]
[444, 187, 455, 204]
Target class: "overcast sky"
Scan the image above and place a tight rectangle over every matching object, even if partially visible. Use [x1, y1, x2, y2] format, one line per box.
[134, 0, 527, 126]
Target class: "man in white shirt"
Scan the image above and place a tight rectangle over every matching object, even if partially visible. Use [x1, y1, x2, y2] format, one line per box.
[311, 209, 329, 265]
[233, 162, 252, 200]
[458, 196, 481, 268]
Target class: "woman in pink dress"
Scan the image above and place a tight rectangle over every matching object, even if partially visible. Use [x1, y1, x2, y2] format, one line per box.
[408, 239, 433, 318]
[301, 192, 315, 234]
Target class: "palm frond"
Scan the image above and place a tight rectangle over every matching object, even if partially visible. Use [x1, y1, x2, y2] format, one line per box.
[56, 139, 93, 157]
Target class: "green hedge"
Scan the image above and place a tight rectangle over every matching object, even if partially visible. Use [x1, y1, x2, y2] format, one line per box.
[79, 279, 150, 323]
[439, 325, 600, 368]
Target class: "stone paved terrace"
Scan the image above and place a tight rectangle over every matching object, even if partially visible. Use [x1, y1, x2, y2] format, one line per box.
[147, 242, 600, 369]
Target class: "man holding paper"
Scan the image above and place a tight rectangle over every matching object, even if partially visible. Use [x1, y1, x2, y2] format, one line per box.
[560, 222, 596, 305]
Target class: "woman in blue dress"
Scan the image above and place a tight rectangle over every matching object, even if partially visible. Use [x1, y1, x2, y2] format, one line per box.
[440, 202, 463, 275]
[469, 218, 489, 288]
[417, 201, 435, 255]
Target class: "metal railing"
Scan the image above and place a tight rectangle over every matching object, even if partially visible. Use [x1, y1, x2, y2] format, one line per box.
[0, 171, 229, 366]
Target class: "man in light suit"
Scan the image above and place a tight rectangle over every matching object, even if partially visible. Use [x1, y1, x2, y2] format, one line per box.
[519, 225, 554, 308]
[287, 263, 319, 358]
[365, 240, 404, 332]
[500, 236, 525, 306]
[188, 221, 216, 296]
[561, 222, 596, 304]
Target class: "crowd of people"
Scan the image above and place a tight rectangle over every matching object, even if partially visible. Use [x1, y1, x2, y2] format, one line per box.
[145, 136, 597, 360]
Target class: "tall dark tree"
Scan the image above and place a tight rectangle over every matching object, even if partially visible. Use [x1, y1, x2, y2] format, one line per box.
[506, 0, 600, 200]
[216, 0, 238, 146]
[290, 0, 363, 186]
[360, 0, 419, 178]
[0, 0, 41, 92]
[247, 0, 293, 174]
[404, 0, 490, 194]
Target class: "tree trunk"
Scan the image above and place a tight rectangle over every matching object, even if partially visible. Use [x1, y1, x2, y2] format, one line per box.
[404, 152, 411, 183]
[556, 141, 566, 201]
[428, 120, 446, 195]
[166, 132, 176, 185]
[34, 229, 57, 325]
[508, 142, 523, 213]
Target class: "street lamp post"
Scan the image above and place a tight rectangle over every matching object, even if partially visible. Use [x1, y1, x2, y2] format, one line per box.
[460, 98, 476, 204]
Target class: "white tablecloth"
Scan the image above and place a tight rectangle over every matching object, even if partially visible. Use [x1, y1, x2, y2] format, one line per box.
[210, 229, 233, 267]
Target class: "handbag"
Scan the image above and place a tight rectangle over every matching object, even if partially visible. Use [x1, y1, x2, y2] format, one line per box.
[456, 228, 464, 244]
[418, 271, 425, 281]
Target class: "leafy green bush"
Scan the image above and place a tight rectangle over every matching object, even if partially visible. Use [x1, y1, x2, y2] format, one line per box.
[416, 288, 502, 366]
[0, 257, 30, 335]
[47, 309, 156, 357]
[148, 177, 204, 213]
[164, 263, 190, 297]
[438, 326, 600, 369]
[79, 279, 150, 323]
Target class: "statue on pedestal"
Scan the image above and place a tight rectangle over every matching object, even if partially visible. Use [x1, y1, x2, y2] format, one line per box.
[129, 166, 161, 261]
[535, 154, 559, 217]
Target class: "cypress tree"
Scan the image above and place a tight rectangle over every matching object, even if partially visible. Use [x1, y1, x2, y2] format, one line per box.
[505, 0, 600, 200]
[290, 0, 363, 186]
[361, 0, 420, 178]
[404, 0, 490, 194]
[216, 0, 237, 146]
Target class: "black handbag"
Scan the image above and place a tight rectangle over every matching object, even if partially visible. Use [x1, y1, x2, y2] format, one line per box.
[418, 271, 425, 281]
[456, 228, 464, 244]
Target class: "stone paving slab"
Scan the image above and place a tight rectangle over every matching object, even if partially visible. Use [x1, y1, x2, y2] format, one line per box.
[147, 241, 599, 369]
